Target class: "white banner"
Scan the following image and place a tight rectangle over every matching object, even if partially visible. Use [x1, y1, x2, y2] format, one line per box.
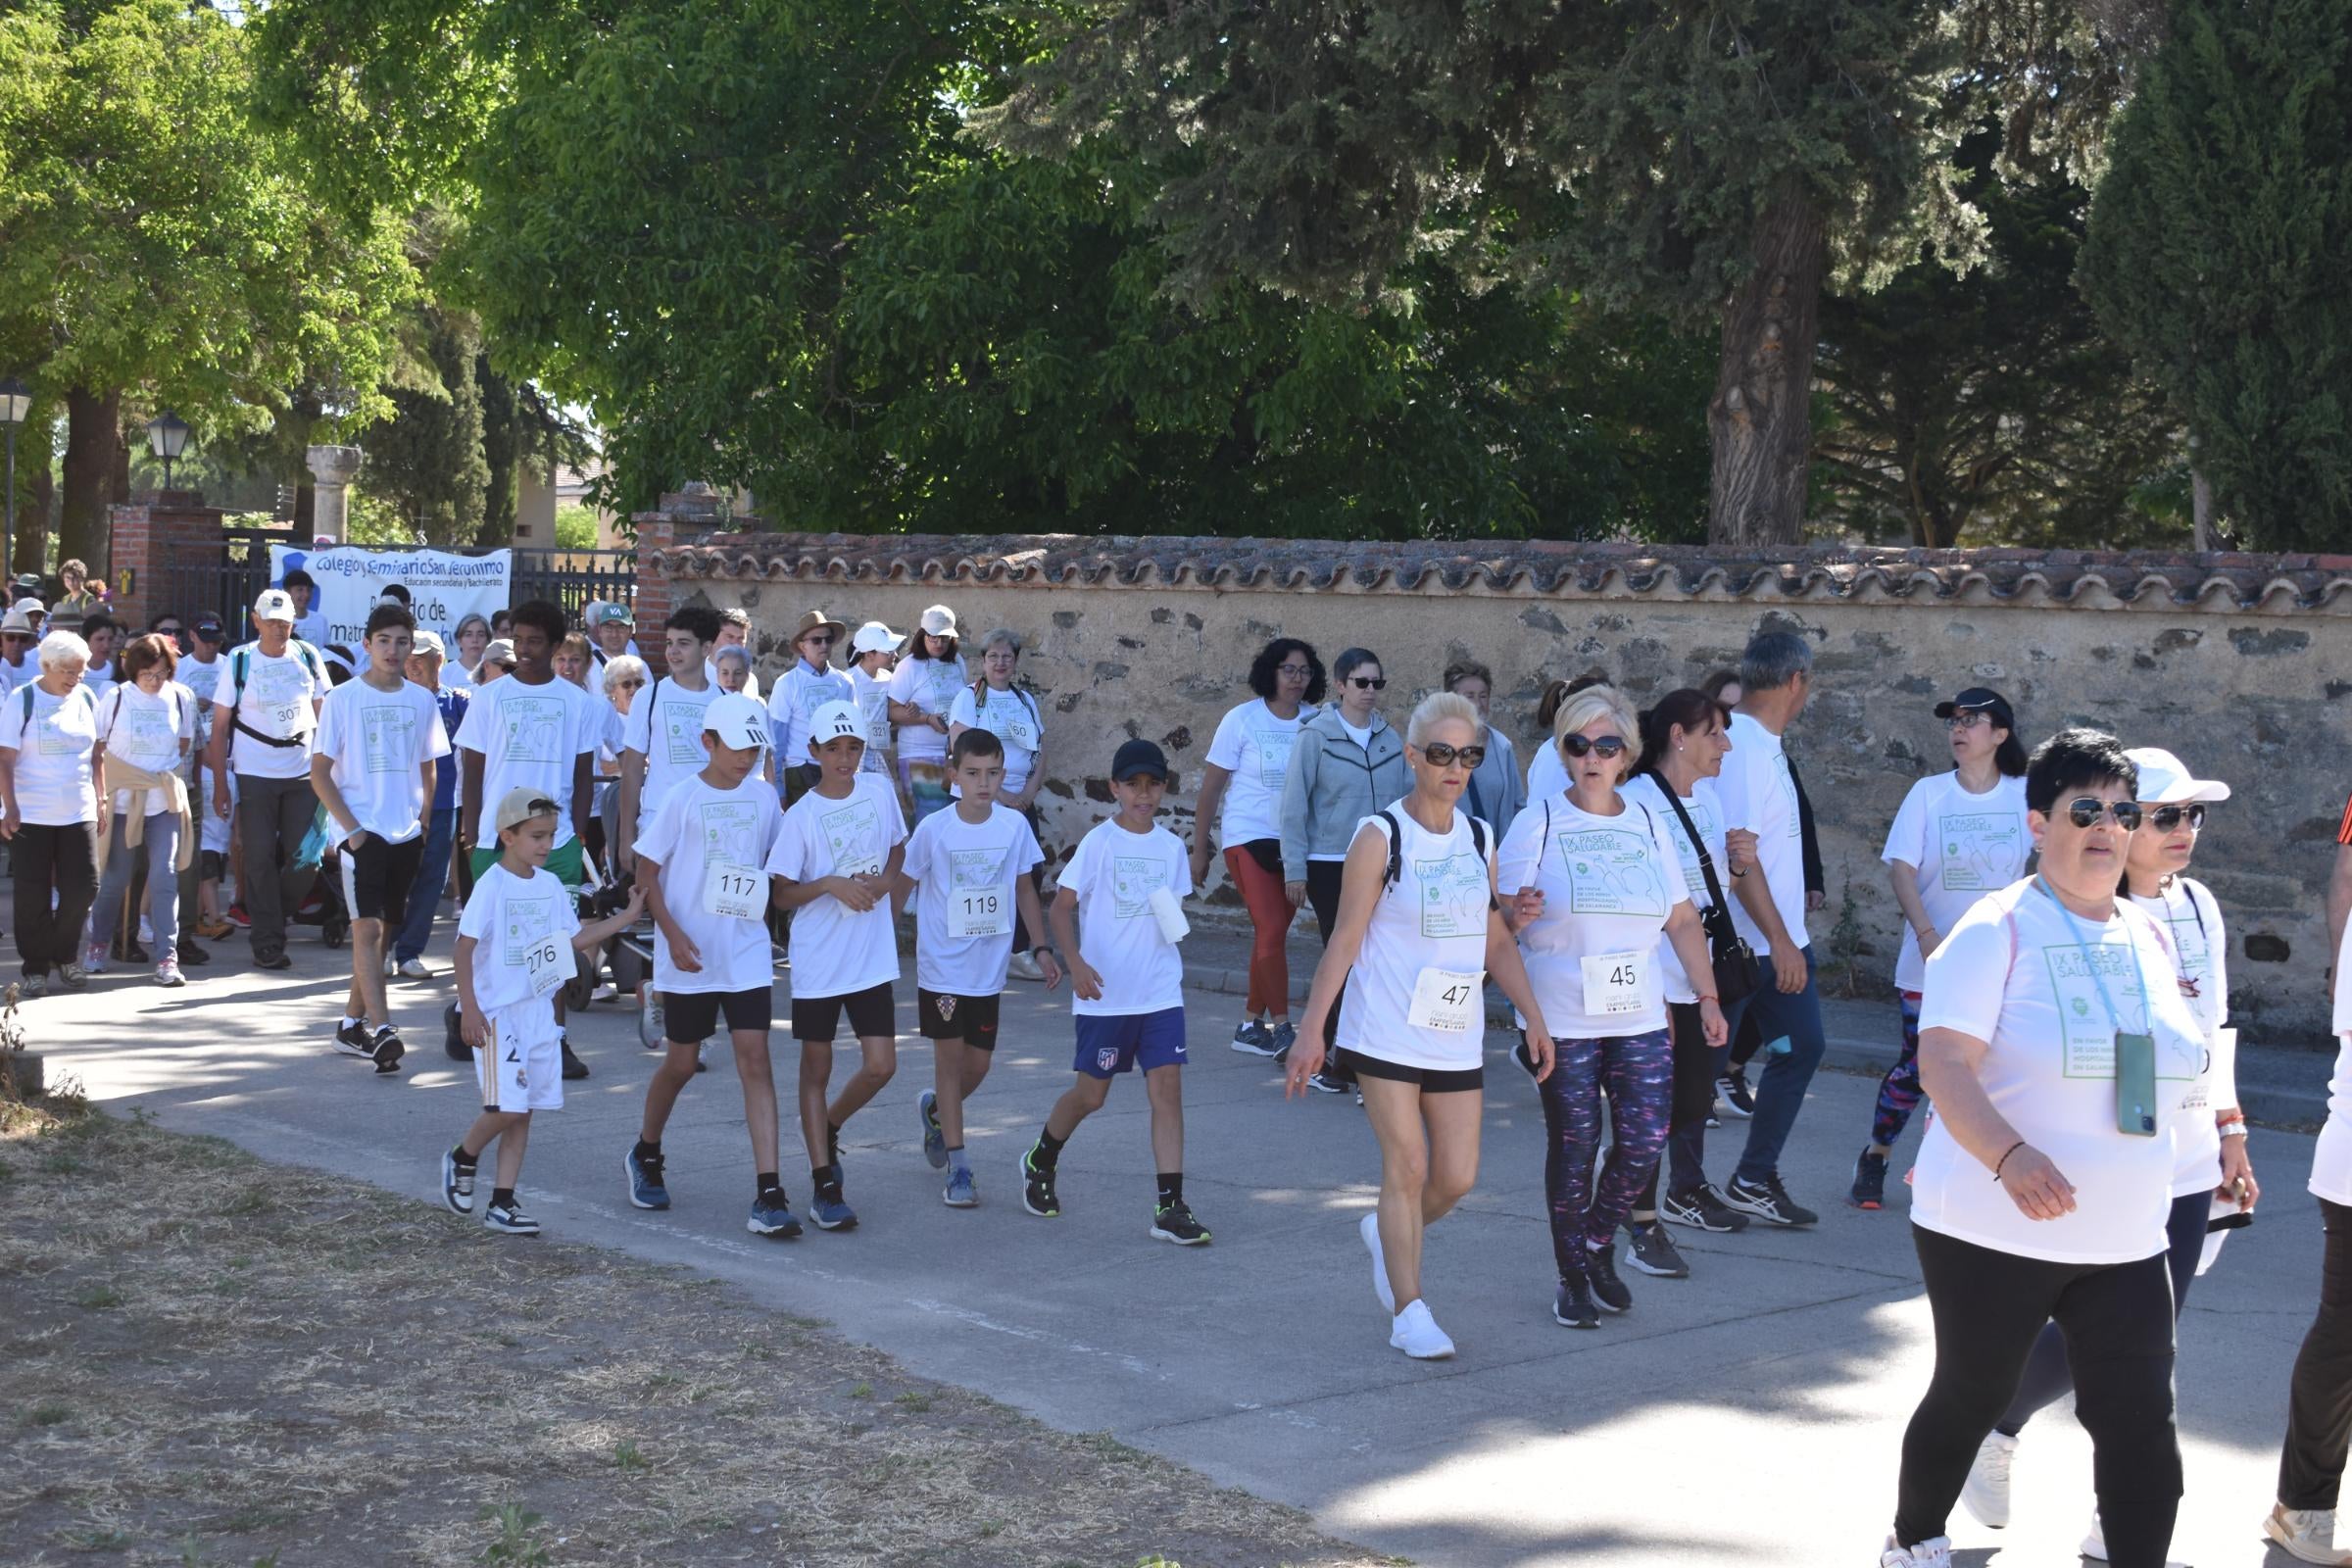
[268, 545, 511, 650]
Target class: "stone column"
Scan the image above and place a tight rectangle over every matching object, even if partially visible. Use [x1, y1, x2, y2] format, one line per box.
[305, 445, 366, 543]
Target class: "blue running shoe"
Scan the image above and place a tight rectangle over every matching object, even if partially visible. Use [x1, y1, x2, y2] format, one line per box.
[917, 1089, 947, 1170]
[809, 1189, 858, 1231]
[1269, 1020, 1298, 1061]
[748, 1190, 803, 1238]
[624, 1146, 669, 1210]
[943, 1167, 978, 1208]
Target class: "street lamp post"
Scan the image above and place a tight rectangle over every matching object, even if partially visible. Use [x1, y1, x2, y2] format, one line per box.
[145, 409, 190, 491]
[0, 376, 29, 583]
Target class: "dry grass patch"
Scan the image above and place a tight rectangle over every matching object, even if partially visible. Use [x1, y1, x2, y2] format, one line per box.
[0, 1098, 1402, 1568]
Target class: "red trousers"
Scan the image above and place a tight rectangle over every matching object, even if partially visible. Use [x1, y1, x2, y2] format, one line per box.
[1224, 845, 1295, 1016]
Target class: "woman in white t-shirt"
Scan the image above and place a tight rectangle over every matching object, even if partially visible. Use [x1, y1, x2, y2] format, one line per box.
[0, 629, 106, 994]
[1852, 687, 2031, 1210]
[1190, 637, 1323, 1060]
[451, 613, 492, 686]
[886, 605, 965, 826]
[591, 655, 649, 877]
[87, 635, 197, 986]
[1880, 729, 2208, 1568]
[948, 628, 1049, 978]
[1499, 684, 1726, 1328]
[1289, 692, 1555, 1362]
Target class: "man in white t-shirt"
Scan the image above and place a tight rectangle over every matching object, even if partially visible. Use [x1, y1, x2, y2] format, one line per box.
[766, 610, 852, 807]
[588, 603, 640, 669]
[1712, 629, 1827, 1228]
[203, 589, 331, 970]
[615, 605, 719, 879]
[312, 604, 451, 1074]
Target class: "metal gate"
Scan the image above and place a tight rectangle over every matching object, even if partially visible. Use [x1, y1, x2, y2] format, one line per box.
[511, 549, 635, 622]
[153, 538, 634, 640]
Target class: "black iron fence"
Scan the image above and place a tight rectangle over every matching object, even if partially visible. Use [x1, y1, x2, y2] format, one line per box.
[153, 537, 634, 640]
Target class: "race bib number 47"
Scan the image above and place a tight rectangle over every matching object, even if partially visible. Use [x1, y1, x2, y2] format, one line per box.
[1407, 967, 1484, 1033]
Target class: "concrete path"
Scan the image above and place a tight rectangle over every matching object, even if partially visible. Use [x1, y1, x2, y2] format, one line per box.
[23, 911, 2336, 1567]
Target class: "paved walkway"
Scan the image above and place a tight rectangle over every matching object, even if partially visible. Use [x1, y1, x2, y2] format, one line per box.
[21, 910, 2335, 1567]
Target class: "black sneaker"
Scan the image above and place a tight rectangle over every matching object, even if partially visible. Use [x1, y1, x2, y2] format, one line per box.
[1716, 1066, 1755, 1117]
[1150, 1199, 1211, 1246]
[1020, 1146, 1060, 1218]
[369, 1026, 405, 1075]
[1305, 1069, 1348, 1096]
[1849, 1149, 1890, 1210]
[1587, 1242, 1633, 1313]
[253, 951, 292, 972]
[561, 1038, 590, 1081]
[1723, 1173, 1819, 1228]
[1660, 1185, 1751, 1233]
[332, 1019, 377, 1060]
[1552, 1274, 1599, 1329]
[1625, 1221, 1690, 1278]
[174, 939, 212, 966]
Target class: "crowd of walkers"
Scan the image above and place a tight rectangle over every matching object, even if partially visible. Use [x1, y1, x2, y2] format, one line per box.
[10, 569, 2352, 1567]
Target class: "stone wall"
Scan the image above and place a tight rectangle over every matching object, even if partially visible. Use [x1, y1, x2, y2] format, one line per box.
[643, 525, 2352, 1042]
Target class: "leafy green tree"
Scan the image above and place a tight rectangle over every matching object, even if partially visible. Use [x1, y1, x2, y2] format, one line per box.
[358, 307, 491, 546]
[2079, 0, 2352, 552]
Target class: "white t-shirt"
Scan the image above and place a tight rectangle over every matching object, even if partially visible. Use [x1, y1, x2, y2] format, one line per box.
[1333, 806, 1492, 1070]
[1205, 699, 1312, 847]
[2132, 877, 2230, 1196]
[2313, 918, 2352, 1205]
[1715, 712, 1807, 955]
[1620, 772, 1728, 1004]
[1527, 738, 1566, 806]
[848, 665, 893, 774]
[292, 608, 330, 648]
[217, 643, 329, 781]
[619, 675, 717, 824]
[764, 774, 906, 1000]
[178, 654, 224, 760]
[458, 860, 580, 1018]
[768, 661, 855, 769]
[1057, 817, 1190, 1017]
[1882, 770, 2031, 991]
[453, 674, 601, 848]
[633, 771, 782, 996]
[1497, 793, 1689, 1037]
[95, 682, 196, 816]
[0, 682, 101, 825]
[1912, 879, 2207, 1264]
[905, 803, 1046, 996]
[313, 677, 450, 844]
[948, 684, 1043, 795]
[82, 661, 117, 709]
[887, 655, 965, 763]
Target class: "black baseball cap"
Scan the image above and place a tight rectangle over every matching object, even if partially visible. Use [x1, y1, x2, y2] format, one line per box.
[193, 614, 226, 642]
[1111, 738, 1172, 784]
[1934, 687, 2016, 728]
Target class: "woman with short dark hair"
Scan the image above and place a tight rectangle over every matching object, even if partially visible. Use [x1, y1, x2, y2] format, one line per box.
[1445, 660, 1524, 843]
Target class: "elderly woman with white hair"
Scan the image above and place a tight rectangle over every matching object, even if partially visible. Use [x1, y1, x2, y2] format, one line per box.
[0, 629, 109, 994]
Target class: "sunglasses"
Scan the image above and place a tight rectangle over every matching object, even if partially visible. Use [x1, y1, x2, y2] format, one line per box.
[2065, 798, 2143, 831]
[155, 624, 185, 637]
[2145, 803, 2207, 833]
[1419, 742, 1487, 768]
[1348, 675, 1388, 690]
[1561, 734, 1628, 760]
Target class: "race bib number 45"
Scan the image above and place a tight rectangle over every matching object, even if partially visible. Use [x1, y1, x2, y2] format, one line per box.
[1581, 951, 1647, 1015]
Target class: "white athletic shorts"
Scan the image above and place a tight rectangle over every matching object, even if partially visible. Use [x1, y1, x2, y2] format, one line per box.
[475, 1007, 564, 1114]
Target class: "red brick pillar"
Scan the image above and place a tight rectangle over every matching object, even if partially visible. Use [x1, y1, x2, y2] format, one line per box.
[107, 493, 226, 631]
[632, 509, 678, 636]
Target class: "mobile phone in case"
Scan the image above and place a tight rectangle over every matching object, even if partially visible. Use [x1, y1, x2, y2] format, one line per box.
[2114, 1031, 2158, 1137]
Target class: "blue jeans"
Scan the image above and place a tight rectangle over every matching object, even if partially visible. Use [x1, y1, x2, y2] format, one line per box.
[392, 807, 457, 964]
[1733, 946, 1825, 1185]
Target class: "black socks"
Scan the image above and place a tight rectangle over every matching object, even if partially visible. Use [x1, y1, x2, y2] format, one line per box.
[1157, 1172, 1183, 1206]
[1032, 1127, 1066, 1169]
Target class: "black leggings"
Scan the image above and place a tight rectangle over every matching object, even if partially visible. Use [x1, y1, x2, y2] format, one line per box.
[1638, 1001, 1728, 1207]
[10, 820, 98, 977]
[1894, 1224, 2180, 1565]
[1999, 1190, 2206, 1435]
[2282, 1197, 2352, 1509]
[1305, 858, 1354, 1084]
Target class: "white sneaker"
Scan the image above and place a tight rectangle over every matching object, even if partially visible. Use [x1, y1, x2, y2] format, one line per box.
[2268, 1504, 2352, 1565]
[1005, 951, 1046, 982]
[2082, 1514, 2106, 1561]
[1959, 1429, 2018, 1529]
[382, 956, 397, 978]
[398, 958, 433, 980]
[1878, 1535, 1949, 1567]
[1388, 1298, 1454, 1360]
[1360, 1211, 1395, 1314]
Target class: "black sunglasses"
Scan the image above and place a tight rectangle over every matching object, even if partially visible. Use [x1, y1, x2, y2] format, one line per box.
[2146, 803, 2207, 833]
[1561, 734, 1628, 760]
[2065, 798, 2143, 831]
[1420, 742, 1486, 768]
[1348, 675, 1387, 690]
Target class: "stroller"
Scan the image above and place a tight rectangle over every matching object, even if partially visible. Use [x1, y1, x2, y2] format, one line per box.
[289, 806, 350, 949]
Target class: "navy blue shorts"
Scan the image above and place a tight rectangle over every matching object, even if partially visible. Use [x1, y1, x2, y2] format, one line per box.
[1072, 1006, 1187, 1078]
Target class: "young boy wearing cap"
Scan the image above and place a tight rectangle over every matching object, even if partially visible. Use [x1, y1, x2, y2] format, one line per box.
[767, 611, 853, 808]
[203, 589, 331, 970]
[765, 698, 906, 1230]
[392, 630, 469, 979]
[846, 621, 898, 779]
[441, 786, 644, 1233]
[616, 606, 720, 882]
[899, 727, 1061, 1206]
[1021, 738, 1209, 1245]
[311, 605, 451, 1071]
[622, 692, 805, 1236]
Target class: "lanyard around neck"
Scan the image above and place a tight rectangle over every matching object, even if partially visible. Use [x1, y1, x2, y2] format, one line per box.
[2034, 875, 2147, 1034]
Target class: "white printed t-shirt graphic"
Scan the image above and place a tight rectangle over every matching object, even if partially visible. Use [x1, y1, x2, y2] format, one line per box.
[948, 685, 1042, 795]
[848, 665, 893, 774]
[1057, 816, 1191, 1017]
[1715, 711, 1807, 956]
[314, 677, 451, 843]
[1205, 698, 1313, 845]
[222, 645, 328, 780]
[619, 678, 715, 822]
[887, 655, 964, 764]
[633, 772, 782, 995]
[1333, 807, 1492, 1071]
[0, 683, 101, 825]
[459, 860, 580, 1019]
[1498, 794, 1689, 1037]
[1881, 769, 2030, 990]
[1912, 879, 2206, 1264]
[1620, 771, 1728, 1004]
[98, 682, 195, 817]
[765, 772, 906, 1000]
[769, 662, 854, 767]
[905, 802, 1045, 995]
[2133, 876, 2230, 1196]
[454, 673, 601, 847]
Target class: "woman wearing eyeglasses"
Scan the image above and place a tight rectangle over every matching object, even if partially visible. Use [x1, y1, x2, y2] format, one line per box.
[1499, 683, 1726, 1327]
[1279, 647, 1409, 1097]
[1959, 746, 2253, 1559]
[1850, 688, 2031, 1211]
[1192, 638, 1325, 1060]
[1288, 691, 1555, 1359]
[1879, 728, 2206, 1568]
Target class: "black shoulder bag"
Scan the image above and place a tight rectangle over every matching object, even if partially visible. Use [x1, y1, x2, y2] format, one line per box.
[1646, 773, 1756, 1005]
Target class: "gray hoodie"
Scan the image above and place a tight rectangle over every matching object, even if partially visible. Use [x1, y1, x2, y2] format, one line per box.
[1279, 706, 1409, 882]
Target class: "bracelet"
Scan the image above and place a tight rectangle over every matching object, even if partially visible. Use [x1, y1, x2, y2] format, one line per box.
[2217, 1107, 2246, 1126]
[2221, 1122, 2249, 1139]
[1697, 995, 1720, 1004]
[1730, 867, 1747, 878]
[1992, 1141, 2027, 1181]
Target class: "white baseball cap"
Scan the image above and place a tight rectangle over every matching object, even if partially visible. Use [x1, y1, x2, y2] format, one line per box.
[411, 629, 446, 658]
[808, 700, 867, 749]
[2125, 747, 2231, 806]
[10, 597, 42, 616]
[253, 588, 296, 622]
[702, 692, 771, 753]
[851, 620, 899, 656]
[918, 604, 957, 637]
[494, 785, 563, 834]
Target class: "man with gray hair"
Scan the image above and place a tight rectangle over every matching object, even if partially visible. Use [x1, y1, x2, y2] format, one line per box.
[1709, 627, 1827, 1228]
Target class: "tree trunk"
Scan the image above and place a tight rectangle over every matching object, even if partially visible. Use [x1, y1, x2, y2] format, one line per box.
[1706, 190, 1829, 547]
[58, 386, 122, 576]
[23, 449, 55, 578]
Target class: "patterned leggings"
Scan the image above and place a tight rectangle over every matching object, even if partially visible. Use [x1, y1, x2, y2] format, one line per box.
[1870, 992, 1925, 1149]
[1537, 1027, 1674, 1281]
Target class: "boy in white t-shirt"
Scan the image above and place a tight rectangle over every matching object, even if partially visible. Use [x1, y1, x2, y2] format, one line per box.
[898, 728, 1061, 1208]
[311, 605, 451, 1073]
[439, 787, 643, 1235]
[766, 699, 906, 1231]
[1023, 739, 1208, 1246]
[623, 693, 803, 1238]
